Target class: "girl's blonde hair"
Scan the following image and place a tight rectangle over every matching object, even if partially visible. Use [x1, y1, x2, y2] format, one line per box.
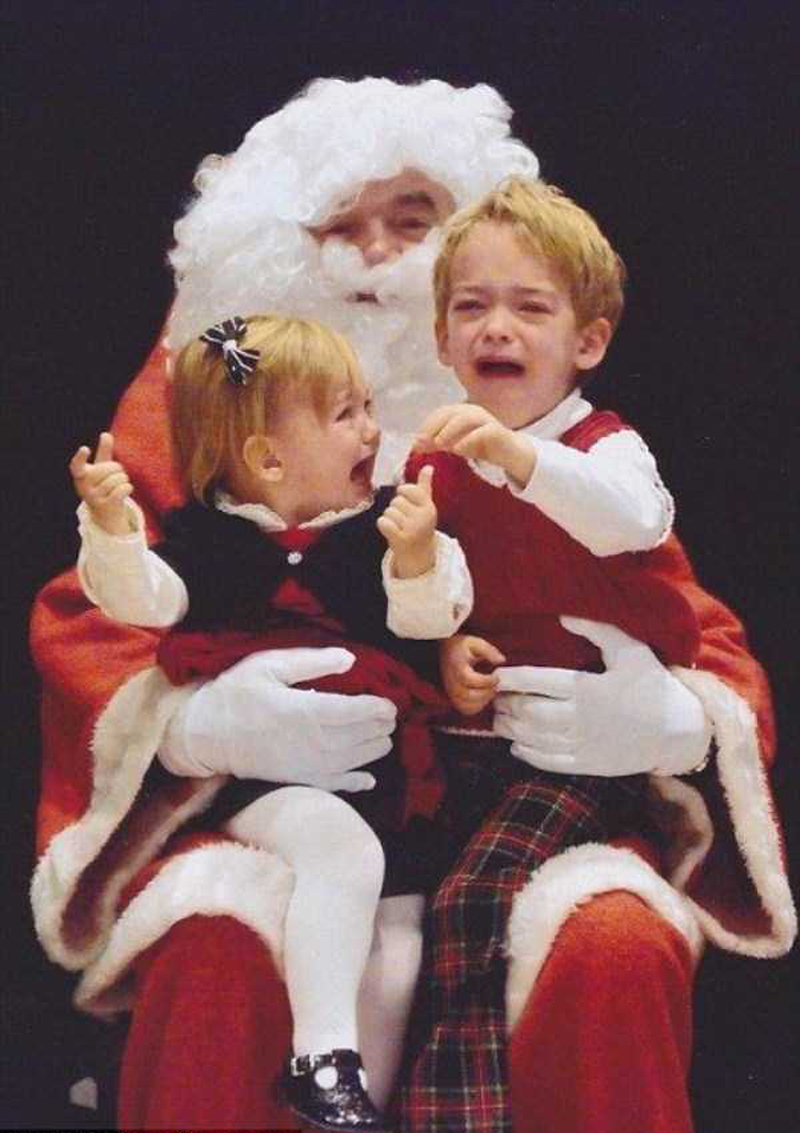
[172, 314, 362, 504]
[434, 177, 626, 332]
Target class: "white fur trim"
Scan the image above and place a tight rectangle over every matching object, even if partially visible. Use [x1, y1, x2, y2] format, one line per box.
[75, 841, 293, 1016]
[505, 843, 704, 1031]
[661, 667, 796, 957]
[31, 667, 222, 970]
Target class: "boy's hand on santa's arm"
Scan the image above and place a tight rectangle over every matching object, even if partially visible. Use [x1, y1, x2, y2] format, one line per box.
[441, 633, 506, 716]
[70, 431, 134, 535]
[377, 464, 438, 578]
[413, 404, 536, 486]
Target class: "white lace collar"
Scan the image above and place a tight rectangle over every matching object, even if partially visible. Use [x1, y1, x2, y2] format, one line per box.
[215, 490, 375, 534]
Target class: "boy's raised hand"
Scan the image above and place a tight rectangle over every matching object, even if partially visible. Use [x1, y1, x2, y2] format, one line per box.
[377, 464, 437, 578]
[440, 632, 506, 716]
[70, 432, 134, 535]
[413, 404, 535, 486]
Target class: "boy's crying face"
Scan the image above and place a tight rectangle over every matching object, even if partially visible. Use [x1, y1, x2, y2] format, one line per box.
[436, 221, 609, 428]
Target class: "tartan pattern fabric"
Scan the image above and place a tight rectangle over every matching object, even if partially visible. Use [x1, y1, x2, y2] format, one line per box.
[398, 735, 644, 1133]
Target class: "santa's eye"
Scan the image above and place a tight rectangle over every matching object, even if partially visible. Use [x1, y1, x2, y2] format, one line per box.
[396, 215, 430, 230]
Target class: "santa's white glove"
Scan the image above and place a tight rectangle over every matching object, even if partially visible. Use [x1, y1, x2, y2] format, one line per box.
[493, 617, 712, 777]
[159, 647, 397, 792]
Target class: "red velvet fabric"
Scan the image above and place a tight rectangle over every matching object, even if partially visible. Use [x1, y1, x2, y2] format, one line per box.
[509, 891, 695, 1133]
[158, 627, 449, 824]
[117, 894, 695, 1133]
[118, 915, 298, 1130]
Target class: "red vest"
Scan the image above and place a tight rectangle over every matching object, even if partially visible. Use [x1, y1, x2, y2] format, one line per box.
[407, 410, 701, 672]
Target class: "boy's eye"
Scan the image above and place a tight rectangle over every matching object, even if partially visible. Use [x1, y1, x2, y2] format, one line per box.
[519, 302, 548, 314]
[452, 299, 482, 312]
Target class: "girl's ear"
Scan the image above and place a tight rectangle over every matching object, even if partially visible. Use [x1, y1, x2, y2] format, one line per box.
[575, 317, 612, 372]
[242, 433, 284, 482]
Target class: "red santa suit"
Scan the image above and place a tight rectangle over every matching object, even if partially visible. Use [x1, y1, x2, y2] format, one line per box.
[30, 340, 795, 1132]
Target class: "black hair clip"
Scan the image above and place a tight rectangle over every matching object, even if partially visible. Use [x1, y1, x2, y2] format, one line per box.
[200, 317, 260, 386]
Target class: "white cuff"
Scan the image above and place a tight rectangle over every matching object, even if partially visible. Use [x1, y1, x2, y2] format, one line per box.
[77, 500, 188, 626]
[383, 531, 473, 639]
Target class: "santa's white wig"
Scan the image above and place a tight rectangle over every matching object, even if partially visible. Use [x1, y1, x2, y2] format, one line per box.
[167, 76, 540, 350]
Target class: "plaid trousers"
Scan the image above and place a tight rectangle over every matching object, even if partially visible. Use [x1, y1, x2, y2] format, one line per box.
[397, 735, 644, 1133]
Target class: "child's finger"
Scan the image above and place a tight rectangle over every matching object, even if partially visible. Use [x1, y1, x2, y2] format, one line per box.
[452, 423, 495, 460]
[69, 446, 91, 477]
[468, 637, 507, 668]
[415, 464, 434, 498]
[412, 406, 460, 449]
[432, 415, 478, 452]
[458, 665, 498, 690]
[376, 514, 401, 541]
[386, 494, 417, 518]
[107, 482, 134, 505]
[94, 432, 115, 463]
[93, 471, 130, 500]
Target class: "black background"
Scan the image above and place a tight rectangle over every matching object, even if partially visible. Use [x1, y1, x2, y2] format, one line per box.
[5, 2, 798, 1130]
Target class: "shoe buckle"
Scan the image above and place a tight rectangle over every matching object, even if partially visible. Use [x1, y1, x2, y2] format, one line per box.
[289, 1052, 325, 1077]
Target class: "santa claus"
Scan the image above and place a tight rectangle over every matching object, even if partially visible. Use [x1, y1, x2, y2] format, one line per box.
[30, 76, 794, 1132]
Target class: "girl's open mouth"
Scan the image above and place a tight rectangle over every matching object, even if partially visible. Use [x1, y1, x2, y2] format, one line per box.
[350, 454, 376, 484]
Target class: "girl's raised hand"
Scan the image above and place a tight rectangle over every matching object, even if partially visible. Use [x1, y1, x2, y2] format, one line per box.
[70, 432, 134, 535]
[377, 464, 437, 578]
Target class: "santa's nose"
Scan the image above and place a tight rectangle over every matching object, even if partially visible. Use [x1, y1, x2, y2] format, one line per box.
[359, 219, 403, 266]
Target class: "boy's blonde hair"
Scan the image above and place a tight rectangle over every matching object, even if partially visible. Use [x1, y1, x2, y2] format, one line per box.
[433, 177, 626, 332]
[172, 314, 362, 504]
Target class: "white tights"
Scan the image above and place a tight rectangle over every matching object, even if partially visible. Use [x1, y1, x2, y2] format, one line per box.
[225, 787, 389, 1062]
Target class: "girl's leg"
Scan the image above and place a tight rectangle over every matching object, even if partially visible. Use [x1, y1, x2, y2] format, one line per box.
[226, 786, 385, 1057]
[357, 893, 425, 1109]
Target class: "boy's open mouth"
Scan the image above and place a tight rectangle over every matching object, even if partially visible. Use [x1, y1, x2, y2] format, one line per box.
[349, 291, 379, 303]
[475, 359, 526, 378]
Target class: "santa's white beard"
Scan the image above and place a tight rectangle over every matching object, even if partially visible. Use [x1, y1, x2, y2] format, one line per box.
[302, 236, 463, 481]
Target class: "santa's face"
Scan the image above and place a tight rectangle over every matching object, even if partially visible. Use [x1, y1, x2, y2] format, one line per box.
[300, 169, 462, 478]
[309, 168, 455, 274]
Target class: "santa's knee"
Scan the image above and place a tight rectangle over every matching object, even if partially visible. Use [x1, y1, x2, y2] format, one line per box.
[134, 913, 284, 1003]
[508, 891, 695, 1035]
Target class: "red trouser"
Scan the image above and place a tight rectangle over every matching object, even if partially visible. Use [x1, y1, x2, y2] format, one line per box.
[118, 896, 695, 1133]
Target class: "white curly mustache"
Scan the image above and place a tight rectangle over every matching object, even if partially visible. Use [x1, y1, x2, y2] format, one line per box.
[317, 235, 438, 307]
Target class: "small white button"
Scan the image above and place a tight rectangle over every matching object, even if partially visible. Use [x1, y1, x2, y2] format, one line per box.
[287, 550, 303, 565]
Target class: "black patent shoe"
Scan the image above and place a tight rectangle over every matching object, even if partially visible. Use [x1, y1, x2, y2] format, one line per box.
[284, 1048, 386, 1131]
